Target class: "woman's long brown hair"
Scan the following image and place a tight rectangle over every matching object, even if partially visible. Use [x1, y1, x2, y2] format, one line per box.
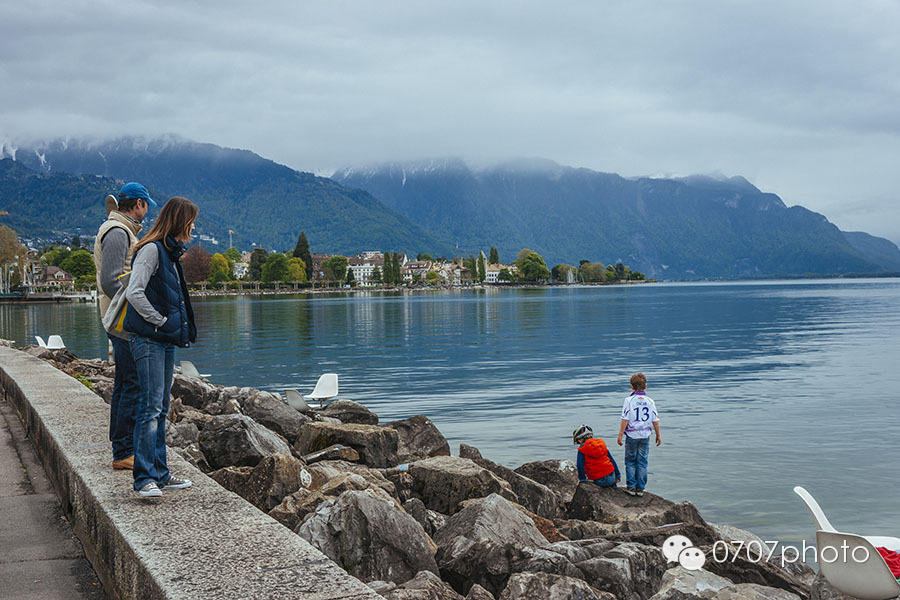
[133, 196, 199, 255]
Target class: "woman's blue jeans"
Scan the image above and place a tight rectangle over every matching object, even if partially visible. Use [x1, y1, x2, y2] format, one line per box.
[130, 335, 174, 491]
[624, 436, 650, 490]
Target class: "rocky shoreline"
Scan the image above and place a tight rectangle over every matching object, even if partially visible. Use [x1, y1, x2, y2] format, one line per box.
[26, 345, 849, 600]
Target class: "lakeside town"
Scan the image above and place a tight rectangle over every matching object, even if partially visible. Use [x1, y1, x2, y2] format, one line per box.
[0, 226, 649, 298]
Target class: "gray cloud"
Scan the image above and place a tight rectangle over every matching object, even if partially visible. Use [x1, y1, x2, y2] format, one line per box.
[1, 0, 898, 242]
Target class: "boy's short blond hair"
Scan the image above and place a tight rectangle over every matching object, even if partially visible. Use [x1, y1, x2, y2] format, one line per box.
[630, 372, 647, 391]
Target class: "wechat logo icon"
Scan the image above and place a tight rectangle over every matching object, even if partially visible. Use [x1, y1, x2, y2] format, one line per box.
[661, 535, 706, 570]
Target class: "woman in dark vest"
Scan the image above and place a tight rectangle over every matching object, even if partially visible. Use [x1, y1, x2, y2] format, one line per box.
[124, 196, 198, 497]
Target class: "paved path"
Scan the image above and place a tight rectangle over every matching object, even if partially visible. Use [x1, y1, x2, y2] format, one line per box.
[0, 394, 105, 600]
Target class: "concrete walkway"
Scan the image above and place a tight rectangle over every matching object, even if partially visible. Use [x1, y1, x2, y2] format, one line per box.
[0, 394, 105, 600]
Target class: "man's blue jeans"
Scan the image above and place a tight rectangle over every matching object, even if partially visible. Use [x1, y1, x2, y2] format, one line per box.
[130, 335, 174, 491]
[108, 334, 140, 462]
[624, 436, 650, 490]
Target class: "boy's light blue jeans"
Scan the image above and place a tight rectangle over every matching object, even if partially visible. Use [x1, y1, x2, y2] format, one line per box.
[624, 436, 650, 490]
[130, 335, 174, 491]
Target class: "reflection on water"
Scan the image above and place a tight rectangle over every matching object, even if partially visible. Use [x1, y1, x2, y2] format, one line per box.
[2, 279, 898, 542]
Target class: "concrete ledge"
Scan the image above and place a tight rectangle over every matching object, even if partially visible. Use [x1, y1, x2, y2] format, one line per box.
[0, 346, 380, 600]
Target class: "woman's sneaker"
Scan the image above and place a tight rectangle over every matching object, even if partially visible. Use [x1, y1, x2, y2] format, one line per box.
[635, 489, 645, 497]
[624, 487, 637, 496]
[161, 477, 192, 490]
[137, 482, 162, 497]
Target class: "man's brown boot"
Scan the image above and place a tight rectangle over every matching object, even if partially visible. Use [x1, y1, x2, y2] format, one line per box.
[112, 455, 134, 470]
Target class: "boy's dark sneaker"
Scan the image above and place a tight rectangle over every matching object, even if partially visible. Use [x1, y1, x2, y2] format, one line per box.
[635, 489, 645, 497]
[160, 476, 192, 490]
[624, 487, 637, 496]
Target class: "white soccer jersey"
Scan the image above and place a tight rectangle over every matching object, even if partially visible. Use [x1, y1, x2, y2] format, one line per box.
[621, 392, 659, 438]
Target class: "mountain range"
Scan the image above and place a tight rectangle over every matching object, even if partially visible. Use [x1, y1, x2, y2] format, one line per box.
[334, 158, 900, 278]
[2, 136, 899, 279]
[0, 136, 453, 257]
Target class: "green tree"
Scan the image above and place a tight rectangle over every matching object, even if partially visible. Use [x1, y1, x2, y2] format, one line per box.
[371, 266, 382, 284]
[417, 253, 433, 261]
[287, 257, 307, 282]
[60, 249, 95, 278]
[261, 253, 291, 282]
[552, 263, 576, 282]
[489, 246, 499, 264]
[425, 270, 440, 284]
[580, 262, 608, 282]
[71, 234, 81, 249]
[518, 251, 550, 282]
[382, 251, 392, 284]
[606, 264, 617, 280]
[208, 253, 231, 284]
[292, 231, 313, 280]
[392, 252, 402, 284]
[463, 255, 475, 272]
[345, 266, 355, 286]
[476, 253, 486, 282]
[41, 246, 71, 267]
[498, 268, 514, 282]
[322, 255, 348, 283]
[0, 226, 26, 293]
[248, 248, 268, 280]
[223, 246, 241, 276]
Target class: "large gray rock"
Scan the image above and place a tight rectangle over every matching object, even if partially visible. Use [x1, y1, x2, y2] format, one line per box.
[464, 584, 495, 600]
[319, 399, 379, 425]
[387, 456, 518, 514]
[514, 459, 579, 504]
[293, 421, 399, 468]
[385, 415, 451, 462]
[176, 442, 212, 473]
[240, 390, 311, 443]
[499, 572, 614, 600]
[268, 487, 328, 530]
[171, 373, 221, 409]
[466, 454, 561, 519]
[698, 541, 811, 598]
[576, 541, 667, 600]
[403, 498, 449, 538]
[306, 460, 397, 497]
[648, 566, 733, 599]
[242, 452, 308, 511]
[166, 421, 200, 448]
[298, 489, 439, 584]
[383, 570, 465, 600]
[568, 484, 714, 539]
[199, 414, 292, 469]
[433, 493, 548, 596]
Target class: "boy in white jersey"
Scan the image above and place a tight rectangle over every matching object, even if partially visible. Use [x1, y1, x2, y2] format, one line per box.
[616, 372, 661, 497]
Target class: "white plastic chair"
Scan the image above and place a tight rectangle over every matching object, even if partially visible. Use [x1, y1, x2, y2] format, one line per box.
[179, 360, 210, 378]
[816, 531, 900, 600]
[284, 389, 311, 412]
[34, 336, 47, 348]
[46, 335, 65, 350]
[794, 486, 900, 599]
[303, 373, 338, 407]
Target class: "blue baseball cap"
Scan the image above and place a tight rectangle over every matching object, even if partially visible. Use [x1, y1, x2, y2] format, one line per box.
[118, 182, 157, 207]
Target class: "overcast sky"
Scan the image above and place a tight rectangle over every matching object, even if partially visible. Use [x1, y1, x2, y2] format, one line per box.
[2, 0, 899, 242]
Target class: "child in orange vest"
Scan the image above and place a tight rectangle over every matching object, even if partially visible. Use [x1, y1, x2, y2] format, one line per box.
[573, 424, 620, 487]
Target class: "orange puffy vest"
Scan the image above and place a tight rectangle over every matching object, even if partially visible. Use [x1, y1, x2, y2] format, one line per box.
[579, 438, 615, 480]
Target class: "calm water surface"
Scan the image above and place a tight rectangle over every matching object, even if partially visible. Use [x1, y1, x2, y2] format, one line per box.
[2, 279, 898, 543]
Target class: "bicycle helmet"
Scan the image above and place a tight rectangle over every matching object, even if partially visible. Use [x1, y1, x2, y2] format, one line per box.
[572, 424, 593, 444]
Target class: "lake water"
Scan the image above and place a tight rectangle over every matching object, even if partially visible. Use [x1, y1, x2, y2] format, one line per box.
[2, 279, 898, 545]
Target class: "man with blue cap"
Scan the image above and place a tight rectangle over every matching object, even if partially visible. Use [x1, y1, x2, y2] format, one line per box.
[93, 182, 157, 470]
